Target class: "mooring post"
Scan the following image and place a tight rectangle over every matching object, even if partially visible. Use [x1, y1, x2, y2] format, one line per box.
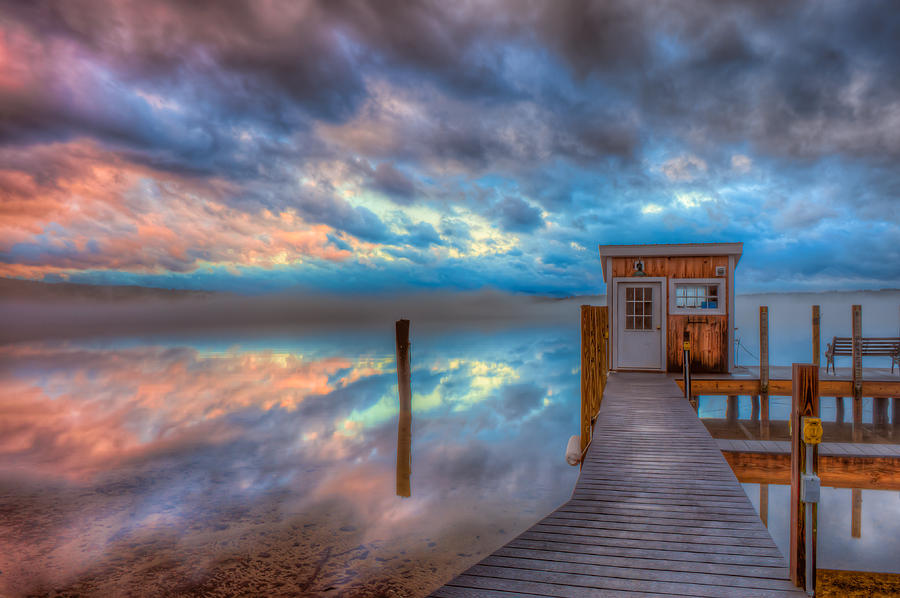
[812, 305, 820, 368]
[874, 397, 888, 427]
[683, 329, 692, 403]
[726, 395, 738, 424]
[395, 319, 412, 497]
[760, 306, 770, 439]
[759, 482, 769, 527]
[751, 395, 760, 423]
[893, 398, 899, 440]
[790, 363, 820, 593]
[580, 306, 601, 458]
[852, 305, 863, 442]
[851, 488, 862, 538]
[580, 306, 593, 457]
[835, 397, 845, 425]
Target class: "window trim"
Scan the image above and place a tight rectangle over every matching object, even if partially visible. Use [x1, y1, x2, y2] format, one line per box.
[668, 278, 726, 315]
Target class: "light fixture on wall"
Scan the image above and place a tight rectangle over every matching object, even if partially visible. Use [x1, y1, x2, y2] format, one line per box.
[632, 259, 647, 276]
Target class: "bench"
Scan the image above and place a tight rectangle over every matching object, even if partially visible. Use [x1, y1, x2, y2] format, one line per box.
[825, 337, 900, 374]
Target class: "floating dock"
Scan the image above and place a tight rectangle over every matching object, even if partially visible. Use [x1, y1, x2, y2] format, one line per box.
[430, 372, 804, 597]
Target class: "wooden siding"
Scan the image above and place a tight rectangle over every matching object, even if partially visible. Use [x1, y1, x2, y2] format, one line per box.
[611, 255, 730, 373]
[610, 255, 728, 279]
[668, 316, 728, 373]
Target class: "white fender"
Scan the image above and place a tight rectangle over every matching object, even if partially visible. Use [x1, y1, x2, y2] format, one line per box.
[565, 435, 581, 466]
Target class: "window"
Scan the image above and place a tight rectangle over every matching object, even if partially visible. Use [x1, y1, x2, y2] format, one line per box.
[675, 284, 718, 309]
[625, 286, 653, 330]
[668, 278, 725, 315]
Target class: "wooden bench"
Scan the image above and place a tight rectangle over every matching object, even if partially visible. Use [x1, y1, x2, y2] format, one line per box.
[825, 337, 900, 374]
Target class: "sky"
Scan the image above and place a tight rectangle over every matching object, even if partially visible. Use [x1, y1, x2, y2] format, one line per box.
[1, 0, 899, 296]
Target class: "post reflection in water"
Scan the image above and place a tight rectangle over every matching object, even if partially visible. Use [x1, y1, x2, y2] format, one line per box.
[396, 395, 412, 498]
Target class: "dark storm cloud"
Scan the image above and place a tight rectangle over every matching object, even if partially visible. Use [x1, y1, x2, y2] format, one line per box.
[3, 0, 900, 292]
[369, 162, 418, 203]
[491, 196, 544, 233]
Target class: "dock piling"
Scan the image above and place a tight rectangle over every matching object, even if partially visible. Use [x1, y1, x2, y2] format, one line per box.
[580, 305, 608, 459]
[760, 306, 770, 439]
[812, 305, 820, 368]
[789, 363, 819, 593]
[852, 305, 863, 442]
[395, 319, 412, 497]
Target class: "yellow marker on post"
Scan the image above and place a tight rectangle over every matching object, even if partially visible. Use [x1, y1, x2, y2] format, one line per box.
[802, 417, 823, 445]
[683, 341, 690, 351]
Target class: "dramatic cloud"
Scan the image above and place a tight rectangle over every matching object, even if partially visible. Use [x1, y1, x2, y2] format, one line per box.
[1, 0, 899, 294]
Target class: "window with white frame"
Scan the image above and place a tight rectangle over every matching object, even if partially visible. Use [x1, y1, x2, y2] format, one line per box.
[669, 278, 725, 315]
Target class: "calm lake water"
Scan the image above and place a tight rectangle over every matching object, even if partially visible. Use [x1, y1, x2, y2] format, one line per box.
[1, 290, 898, 596]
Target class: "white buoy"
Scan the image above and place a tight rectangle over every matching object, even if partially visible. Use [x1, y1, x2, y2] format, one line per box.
[565, 435, 581, 466]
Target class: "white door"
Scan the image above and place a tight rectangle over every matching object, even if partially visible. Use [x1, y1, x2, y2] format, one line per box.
[616, 282, 662, 369]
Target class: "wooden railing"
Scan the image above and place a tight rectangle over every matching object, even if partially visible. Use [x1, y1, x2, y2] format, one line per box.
[580, 305, 609, 460]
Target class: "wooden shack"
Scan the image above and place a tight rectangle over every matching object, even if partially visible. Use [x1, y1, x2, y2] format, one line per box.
[598, 242, 743, 373]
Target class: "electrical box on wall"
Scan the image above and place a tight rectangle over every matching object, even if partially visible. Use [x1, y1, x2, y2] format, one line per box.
[715, 266, 726, 276]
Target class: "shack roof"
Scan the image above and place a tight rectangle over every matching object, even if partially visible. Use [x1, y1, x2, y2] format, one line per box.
[597, 242, 743, 282]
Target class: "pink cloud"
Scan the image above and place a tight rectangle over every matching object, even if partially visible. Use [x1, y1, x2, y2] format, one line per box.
[0, 141, 352, 278]
[0, 344, 384, 479]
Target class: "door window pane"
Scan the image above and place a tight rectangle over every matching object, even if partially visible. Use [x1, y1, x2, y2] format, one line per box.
[625, 286, 653, 330]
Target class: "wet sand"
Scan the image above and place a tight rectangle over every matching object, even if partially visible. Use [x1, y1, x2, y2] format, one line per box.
[818, 569, 900, 597]
[1, 481, 532, 598]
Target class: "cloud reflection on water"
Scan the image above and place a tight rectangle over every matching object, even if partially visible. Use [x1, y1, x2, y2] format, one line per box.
[0, 326, 581, 595]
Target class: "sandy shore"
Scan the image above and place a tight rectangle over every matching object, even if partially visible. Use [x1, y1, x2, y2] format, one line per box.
[3, 485, 532, 598]
[818, 569, 900, 597]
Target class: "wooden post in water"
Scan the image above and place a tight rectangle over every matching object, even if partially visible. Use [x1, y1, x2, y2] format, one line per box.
[893, 398, 899, 440]
[851, 488, 862, 538]
[760, 483, 769, 527]
[580, 306, 608, 457]
[852, 305, 863, 442]
[835, 397, 845, 425]
[812, 305, 820, 368]
[751, 395, 760, 423]
[874, 397, 889, 427]
[790, 363, 819, 591]
[395, 319, 412, 497]
[726, 396, 738, 424]
[759, 306, 770, 440]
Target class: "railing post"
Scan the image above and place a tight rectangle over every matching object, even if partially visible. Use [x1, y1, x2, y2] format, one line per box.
[683, 330, 691, 402]
[790, 363, 820, 593]
[852, 305, 863, 442]
[760, 306, 770, 439]
[812, 305, 820, 368]
[395, 319, 412, 497]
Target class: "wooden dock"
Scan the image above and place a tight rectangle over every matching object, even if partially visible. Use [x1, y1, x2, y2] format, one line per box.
[676, 365, 900, 398]
[430, 373, 804, 597]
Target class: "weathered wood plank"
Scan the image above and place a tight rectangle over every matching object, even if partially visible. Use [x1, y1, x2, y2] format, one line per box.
[498, 544, 789, 578]
[429, 373, 803, 597]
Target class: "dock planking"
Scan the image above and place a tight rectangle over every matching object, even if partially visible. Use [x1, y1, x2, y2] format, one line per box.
[430, 372, 804, 597]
